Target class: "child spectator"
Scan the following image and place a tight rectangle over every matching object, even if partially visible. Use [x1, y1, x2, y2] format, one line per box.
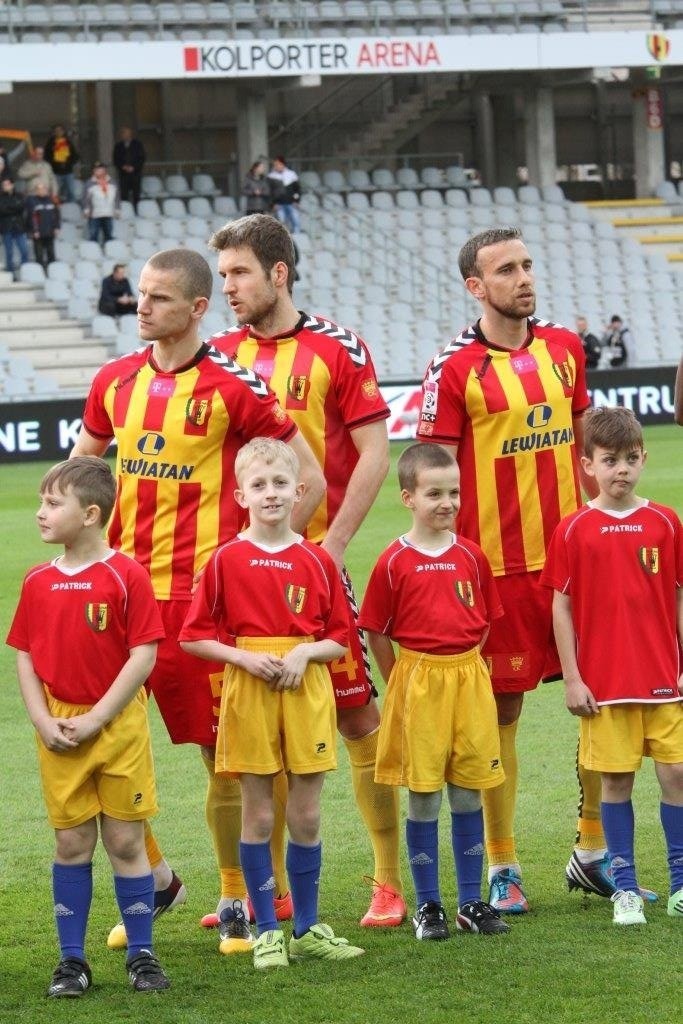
[180, 438, 364, 969]
[541, 407, 683, 926]
[25, 182, 61, 268]
[5, 457, 170, 996]
[358, 443, 509, 940]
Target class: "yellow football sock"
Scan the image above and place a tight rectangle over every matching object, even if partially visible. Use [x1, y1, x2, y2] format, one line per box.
[483, 720, 519, 868]
[144, 820, 163, 870]
[574, 745, 606, 852]
[344, 730, 402, 894]
[271, 771, 289, 897]
[201, 750, 245, 896]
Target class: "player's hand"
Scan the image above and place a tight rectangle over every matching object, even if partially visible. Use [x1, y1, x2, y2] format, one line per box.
[564, 678, 599, 717]
[238, 650, 284, 686]
[277, 646, 310, 691]
[37, 716, 80, 751]
[62, 712, 102, 744]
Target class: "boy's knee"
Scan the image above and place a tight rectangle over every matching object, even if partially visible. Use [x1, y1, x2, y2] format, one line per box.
[101, 818, 145, 863]
[55, 822, 97, 863]
[446, 784, 482, 814]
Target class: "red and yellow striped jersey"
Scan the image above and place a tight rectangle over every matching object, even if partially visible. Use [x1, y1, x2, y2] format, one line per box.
[417, 318, 590, 577]
[81, 343, 296, 600]
[211, 313, 389, 543]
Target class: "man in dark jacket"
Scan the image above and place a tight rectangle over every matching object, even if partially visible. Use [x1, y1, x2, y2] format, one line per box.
[575, 315, 602, 370]
[113, 127, 146, 213]
[25, 182, 61, 268]
[0, 178, 29, 272]
[98, 263, 137, 317]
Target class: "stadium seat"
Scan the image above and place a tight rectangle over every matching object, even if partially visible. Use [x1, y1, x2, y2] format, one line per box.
[141, 175, 165, 199]
[371, 191, 395, 210]
[138, 199, 162, 219]
[104, 239, 130, 261]
[59, 202, 83, 224]
[346, 191, 370, 211]
[322, 169, 348, 192]
[192, 173, 221, 197]
[445, 189, 468, 208]
[470, 187, 493, 206]
[421, 190, 444, 209]
[396, 190, 420, 210]
[19, 262, 46, 284]
[214, 195, 239, 216]
[518, 185, 542, 205]
[166, 174, 192, 198]
[299, 170, 324, 194]
[347, 169, 373, 192]
[371, 168, 397, 191]
[44, 279, 70, 304]
[541, 184, 566, 203]
[91, 314, 119, 339]
[445, 165, 471, 189]
[163, 198, 187, 220]
[396, 167, 422, 190]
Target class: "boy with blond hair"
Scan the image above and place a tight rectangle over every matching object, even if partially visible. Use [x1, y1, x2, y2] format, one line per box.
[358, 443, 509, 939]
[542, 407, 683, 925]
[6, 457, 170, 996]
[180, 438, 364, 968]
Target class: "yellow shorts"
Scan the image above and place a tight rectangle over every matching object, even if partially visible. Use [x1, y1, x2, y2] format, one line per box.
[375, 646, 504, 792]
[215, 637, 337, 777]
[580, 702, 683, 773]
[38, 689, 158, 830]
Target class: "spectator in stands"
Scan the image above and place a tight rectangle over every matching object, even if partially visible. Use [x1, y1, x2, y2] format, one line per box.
[83, 163, 119, 245]
[267, 156, 301, 233]
[17, 146, 58, 199]
[98, 263, 137, 318]
[0, 178, 29, 273]
[113, 127, 145, 214]
[44, 124, 79, 203]
[601, 314, 631, 368]
[0, 148, 11, 183]
[25, 182, 61, 269]
[575, 315, 602, 370]
[242, 160, 271, 215]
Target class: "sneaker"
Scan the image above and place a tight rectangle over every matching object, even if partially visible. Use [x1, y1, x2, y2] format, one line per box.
[412, 900, 450, 941]
[47, 957, 92, 998]
[253, 929, 289, 970]
[360, 881, 407, 928]
[219, 901, 254, 955]
[126, 949, 171, 992]
[566, 852, 658, 902]
[666, 887, 683, 917]
[288, 923, 365, 961]
[456, 899, 511, 935]
[611, 889, 647, 926]
[107, 872, 187, 950]
[488, 869, 530, 914]
[245, 891, 293, 925]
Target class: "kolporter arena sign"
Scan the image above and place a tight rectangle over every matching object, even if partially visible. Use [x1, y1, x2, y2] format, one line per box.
[0, 366, 677, 464]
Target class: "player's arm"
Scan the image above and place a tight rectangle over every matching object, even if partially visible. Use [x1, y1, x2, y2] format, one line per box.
[69, 425, 112, 458]
[180, 637, 284, 685]
[552, 590, 599, 716]
[677, 587, 683, 695]
[62, 642, 159, 744]
[675, 355, 683, 426]
[15, 650, 78, 752]
[278, 638, 347, 692]
[287, 430, 326, 534]
[365, 630, 396, 684]
[573, 412, 599, 499]
[321, 420, 390, 570]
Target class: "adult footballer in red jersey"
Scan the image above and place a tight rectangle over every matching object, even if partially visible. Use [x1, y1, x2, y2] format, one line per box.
[70, 248, 325, 953]
[207, 213, 406, 929]
[416, 226, 617, 914]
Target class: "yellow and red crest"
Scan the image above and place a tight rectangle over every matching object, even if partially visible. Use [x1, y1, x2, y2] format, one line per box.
[638, 546, 659, 574]
[361, 378, 379, 399]
[647, 34, 670, 61]
[186, 398, 210, 426]
[285, 584, 307, 614]
[287, 375, 309, 401]
[85, 603, 109, 632]
[454, 579, 474, 607]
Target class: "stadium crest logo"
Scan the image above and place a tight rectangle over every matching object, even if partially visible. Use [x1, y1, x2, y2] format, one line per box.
[287, 375, 309, 402]
[638, 546, 659, 574]
[454, 580, 475, 607]
[647, 34, 670, 61]
[85, 603, 109, 632]
[186, 398, 211, 426]
[527, 405, 552, 429]
[551, 361, 573, 389]
[285, 584, 307, 614]
[137, 432, 165, 456]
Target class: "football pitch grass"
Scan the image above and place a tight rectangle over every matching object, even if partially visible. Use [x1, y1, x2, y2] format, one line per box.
[0, 427, 681, 1024]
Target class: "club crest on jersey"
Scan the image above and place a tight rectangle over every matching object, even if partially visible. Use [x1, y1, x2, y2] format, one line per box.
[508, 655, 525, 673]
[361, 378, 378, 399]
[85, 603, 109, 632]
[551, 361, 573, 389]
[638, 546, 659, 574]
[454, 580, 474, 607]
[186, 398, 210, 426]
[285, 584, 307, 613]
[287, 375, 309, 402]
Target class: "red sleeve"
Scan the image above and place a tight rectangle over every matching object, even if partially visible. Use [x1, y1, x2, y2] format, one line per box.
[122, 559, 166, 647]
[178, 550, 223, 642]
[565, 329, 591, 416]
[5, 576, 32, 653]
[357, 551, 394, 635]
[417, 355, 467, 445]
[331, 335, 390, 430]
[539, 522, 571, 593]
[81, 363, 117, 440]
[229, 375, 297, 445]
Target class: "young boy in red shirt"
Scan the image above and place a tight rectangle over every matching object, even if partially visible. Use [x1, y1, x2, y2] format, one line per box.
[358, 443, 508, 940]
[542, 407, 683, 925]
